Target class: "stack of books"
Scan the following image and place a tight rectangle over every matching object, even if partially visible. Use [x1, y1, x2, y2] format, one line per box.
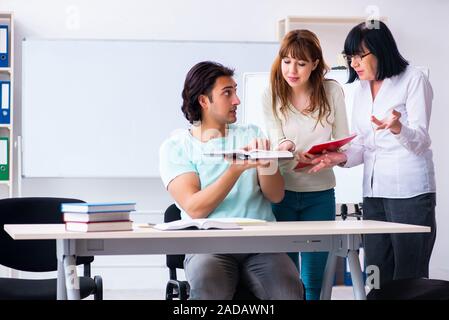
[61, 202, 136, 232]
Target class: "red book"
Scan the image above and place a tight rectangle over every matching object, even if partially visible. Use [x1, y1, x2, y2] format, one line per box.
[294, 134, 357, 170]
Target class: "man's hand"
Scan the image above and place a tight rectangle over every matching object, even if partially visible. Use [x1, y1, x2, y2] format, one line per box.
[227, 158, 270, 173]
[246, 139, 284, 202]
[227, 138, 272, 173]
[244, 138, 270, 152]
[371, 110, 402, 135]
[276, 140, 295, 152]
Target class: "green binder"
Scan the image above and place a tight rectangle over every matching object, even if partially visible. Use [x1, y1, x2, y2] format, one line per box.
[0, 137, 9, 180]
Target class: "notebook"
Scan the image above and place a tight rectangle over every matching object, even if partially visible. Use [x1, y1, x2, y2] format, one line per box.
[295, 134, 357, 170]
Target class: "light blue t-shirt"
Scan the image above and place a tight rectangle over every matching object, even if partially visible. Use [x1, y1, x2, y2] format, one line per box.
[159, 124, 275, 221]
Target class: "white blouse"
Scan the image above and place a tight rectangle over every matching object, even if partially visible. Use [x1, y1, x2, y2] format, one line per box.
[344, 66, 436, 198]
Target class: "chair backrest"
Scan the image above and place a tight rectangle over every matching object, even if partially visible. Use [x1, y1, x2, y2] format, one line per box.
[164, 204, 185, 270]
[0, 197, 93, 272]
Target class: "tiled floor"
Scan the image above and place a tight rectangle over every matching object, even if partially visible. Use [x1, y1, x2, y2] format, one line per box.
[102, 286, 360, 300]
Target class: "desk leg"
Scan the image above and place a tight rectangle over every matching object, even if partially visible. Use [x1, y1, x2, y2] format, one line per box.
[347, 250, 366, 300]
[57, 258, 67, 300]
[320, 252, 337, 300]
[63, 255, 81, 300]
[56, 239, 67, 300]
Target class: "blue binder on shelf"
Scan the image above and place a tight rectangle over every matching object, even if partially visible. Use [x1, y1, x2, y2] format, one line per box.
[0, 81, 10, 124]
[0, 137, 9, 180]
[0, 25, 8, 68]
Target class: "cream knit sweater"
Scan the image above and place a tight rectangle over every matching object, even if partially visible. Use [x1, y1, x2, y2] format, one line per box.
[262, 80, 349, 192]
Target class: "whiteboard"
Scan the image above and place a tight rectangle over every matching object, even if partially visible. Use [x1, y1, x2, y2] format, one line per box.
[242, 70, 363, 204]
[22, 39, 280, 177]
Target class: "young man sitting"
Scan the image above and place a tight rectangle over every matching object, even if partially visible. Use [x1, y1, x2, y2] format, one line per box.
[159, 61, 303, 300]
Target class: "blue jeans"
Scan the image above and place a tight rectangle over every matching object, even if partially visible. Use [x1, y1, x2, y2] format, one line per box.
[272, 189, 336, 300]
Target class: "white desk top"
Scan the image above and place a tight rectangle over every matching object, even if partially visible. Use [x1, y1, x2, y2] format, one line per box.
[4, 220, 430, 240]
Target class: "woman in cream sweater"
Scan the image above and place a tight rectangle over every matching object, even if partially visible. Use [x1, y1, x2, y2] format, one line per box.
[263, 29, 349, 300]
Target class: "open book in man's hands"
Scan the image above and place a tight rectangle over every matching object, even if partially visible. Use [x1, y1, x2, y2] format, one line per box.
[294, 133, 357, 170]
[153, 218, 243, 231]
[205, 149, 294, 160]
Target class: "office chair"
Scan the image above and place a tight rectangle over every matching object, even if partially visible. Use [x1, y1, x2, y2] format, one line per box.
[367, 278, 449, 300]
[0, 197, 103, 300]
[338, 203, 363, 221]
[164, 204, 258, 300]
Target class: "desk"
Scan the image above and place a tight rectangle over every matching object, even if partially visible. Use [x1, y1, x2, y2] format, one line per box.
[4, 220, 429, 300]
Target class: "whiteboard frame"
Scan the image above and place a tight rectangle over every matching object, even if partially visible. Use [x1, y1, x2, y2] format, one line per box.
[21, 39, 280, 178]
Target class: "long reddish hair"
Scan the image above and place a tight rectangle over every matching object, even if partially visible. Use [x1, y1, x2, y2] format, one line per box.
[271, 29, 331, 126]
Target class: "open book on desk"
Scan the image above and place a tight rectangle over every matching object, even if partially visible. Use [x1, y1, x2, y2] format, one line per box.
[205, 149, 294, 160]
[153, 219, 242, 231]
[152, 218, 267, 231]
[295, 134, 357, 170]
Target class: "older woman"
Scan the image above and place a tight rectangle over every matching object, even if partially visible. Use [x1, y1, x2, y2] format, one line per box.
[310, 21, 436, 288]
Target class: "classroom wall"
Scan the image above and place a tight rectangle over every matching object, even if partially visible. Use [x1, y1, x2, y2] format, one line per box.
[1, 0, 448, 289]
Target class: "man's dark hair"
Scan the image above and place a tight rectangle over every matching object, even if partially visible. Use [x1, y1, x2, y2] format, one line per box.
[344, 20, 409, 83]
[181, 61, 234, 124]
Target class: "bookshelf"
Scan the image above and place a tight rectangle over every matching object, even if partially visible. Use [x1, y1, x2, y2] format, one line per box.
[277, 16, 387, 67]
[0, 12, 13, 198]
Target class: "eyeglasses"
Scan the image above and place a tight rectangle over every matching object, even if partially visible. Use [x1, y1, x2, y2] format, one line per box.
[343, 52, 371, 65]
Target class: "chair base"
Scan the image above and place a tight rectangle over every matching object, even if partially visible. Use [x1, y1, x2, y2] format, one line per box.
[367, 278, 449, 300]
[166, 279, 190, 300]
[0, 276, 100, 300]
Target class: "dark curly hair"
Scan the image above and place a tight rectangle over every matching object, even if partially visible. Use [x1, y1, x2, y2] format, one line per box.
[181, 61, 234, 124]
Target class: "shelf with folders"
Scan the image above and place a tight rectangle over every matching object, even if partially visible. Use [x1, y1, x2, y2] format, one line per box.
[0, 12, 14, 198]
[277, 16, 388, 39]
